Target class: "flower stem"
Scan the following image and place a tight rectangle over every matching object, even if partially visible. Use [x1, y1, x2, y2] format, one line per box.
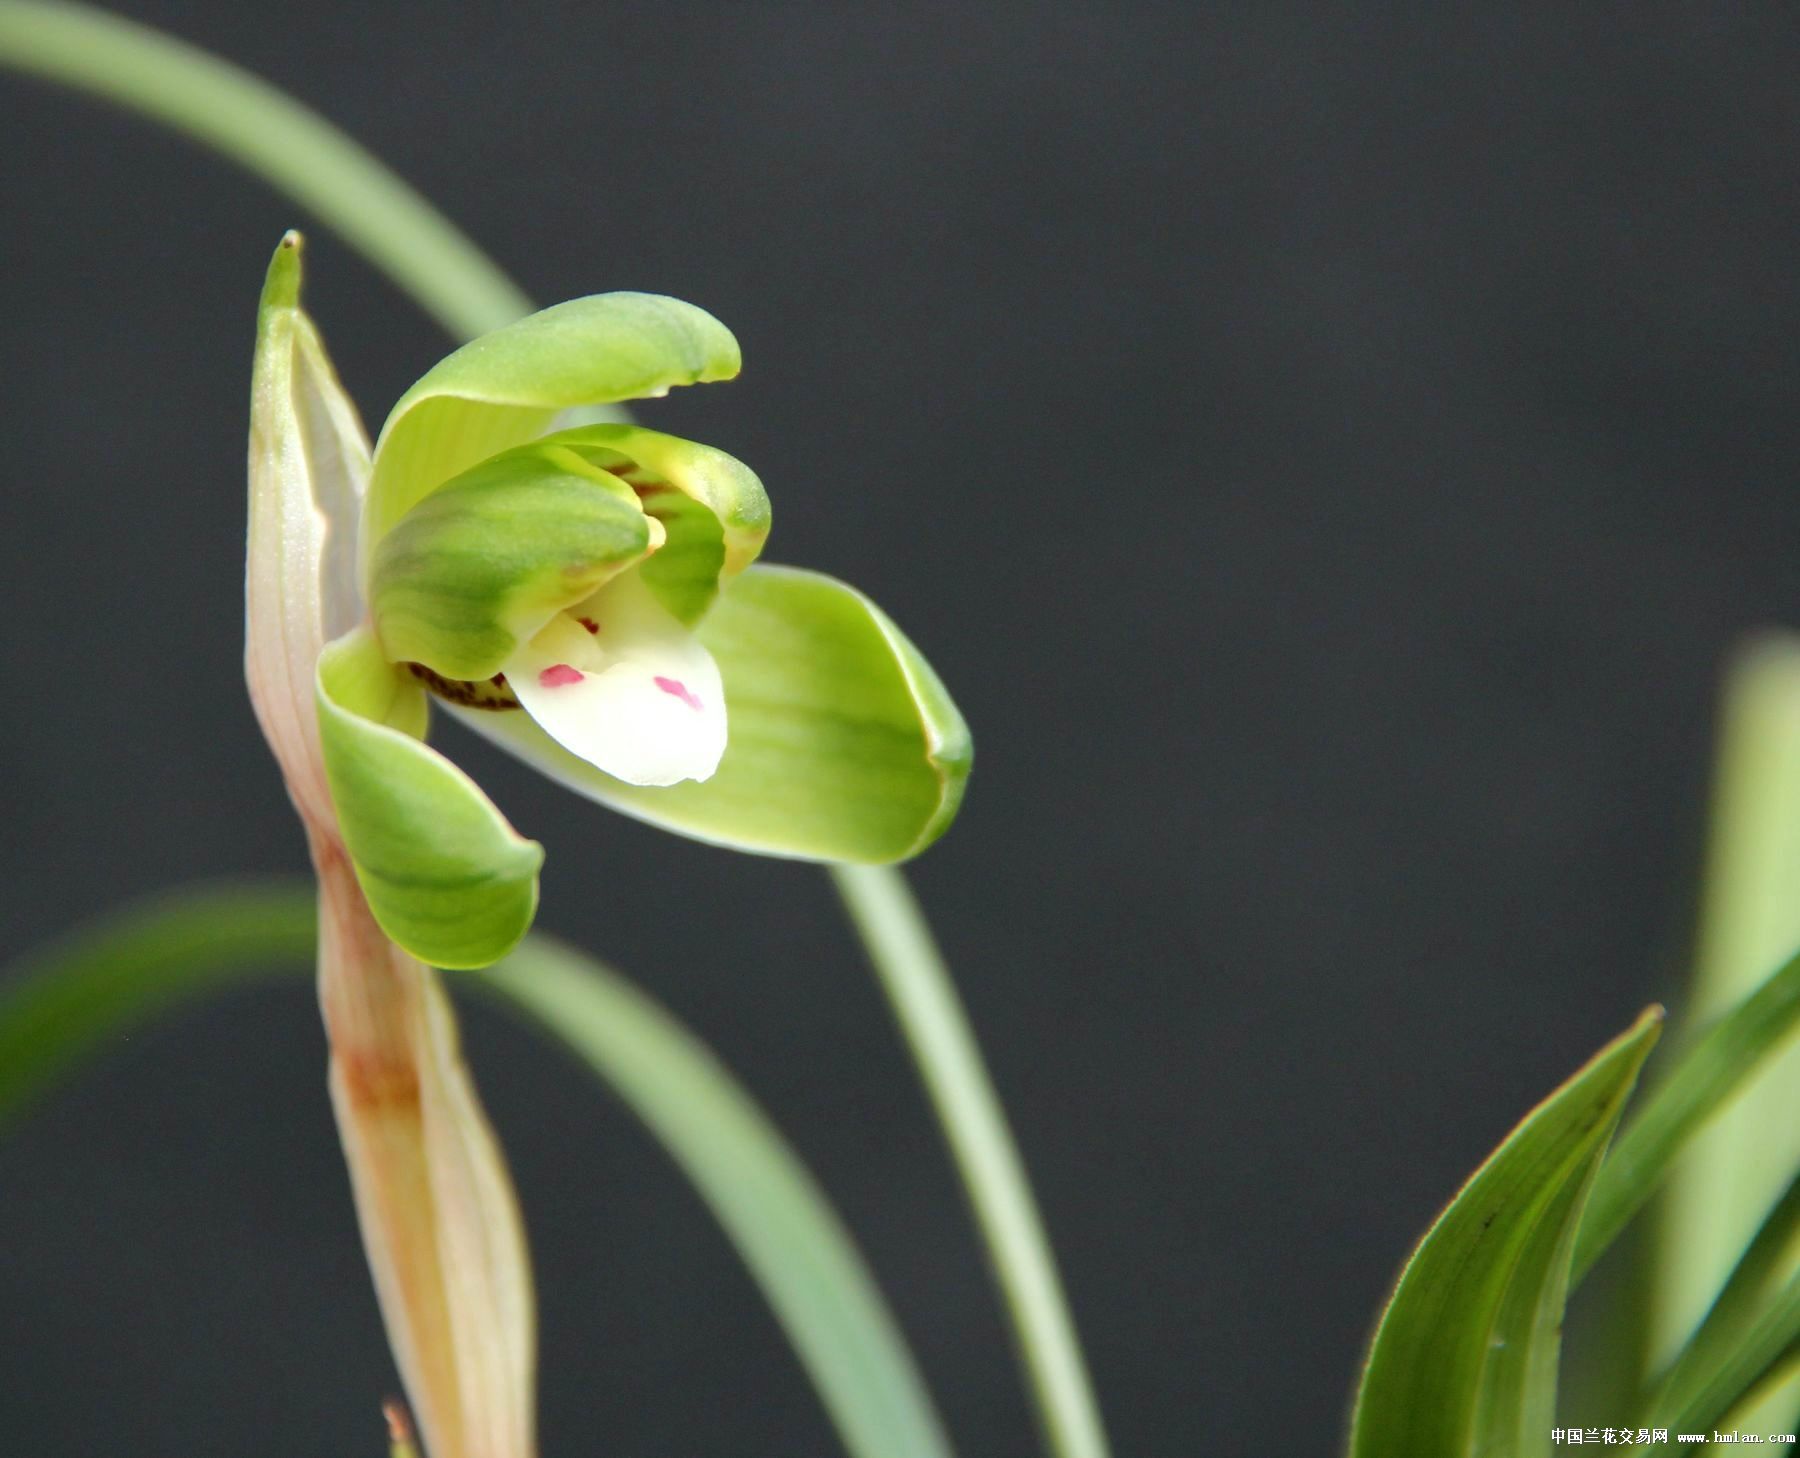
[0, 0, 531, 341]
[831, 863, 1111, 1458]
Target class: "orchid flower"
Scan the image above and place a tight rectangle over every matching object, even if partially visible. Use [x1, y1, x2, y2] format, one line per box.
[245, 230, 969, 1455]
[291, 247, 969, 973]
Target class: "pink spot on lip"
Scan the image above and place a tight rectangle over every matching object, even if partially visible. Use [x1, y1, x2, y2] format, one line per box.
[654, 675, 703, 711]
[538, 664, 585, 688]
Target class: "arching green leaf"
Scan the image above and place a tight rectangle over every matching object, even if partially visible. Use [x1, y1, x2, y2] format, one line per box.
[476, 936, 956, 1458]
[0, 884, 314, 1127]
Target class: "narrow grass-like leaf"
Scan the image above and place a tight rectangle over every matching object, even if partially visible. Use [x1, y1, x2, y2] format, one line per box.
[1572, 945, 1800, 1287]
[0, 883, 954, 1458]
[0, 0, 532, 342]
[471, 936, 955, 1458]
[1631, 1273, 1800, 1448]
[1635, 1171, 1800, 1445]
[1348, 1008, 1662, 1458]
[834, 862, 1109, 1458]
[1652, 637, 1800, 1443]
[0, 883, 314, 1128]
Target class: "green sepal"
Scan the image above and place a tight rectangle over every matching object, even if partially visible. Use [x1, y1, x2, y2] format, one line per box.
[448, 564, 970, 863]
[1348, 1007, 1663, 1458]
[363, 293, 740, 570]
[541, 423, 772, 626]
[245, 230, 374, 834]
[370, 440, 652, 681]
[316, 627, 542, 969]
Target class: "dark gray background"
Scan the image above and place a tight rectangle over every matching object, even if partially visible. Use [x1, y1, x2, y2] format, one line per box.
[4, 4, 1798, 1454]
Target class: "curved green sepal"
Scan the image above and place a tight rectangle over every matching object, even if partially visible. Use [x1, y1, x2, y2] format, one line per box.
[316, 627, 542, 968]
[246, 231, 373, 833]
[370, 440, 651, 680]
[450, 564, 970, 863]
[1348, 1008, 1663, 1458]
[364, 294, 740, 567]
[543, 423, 772, 625]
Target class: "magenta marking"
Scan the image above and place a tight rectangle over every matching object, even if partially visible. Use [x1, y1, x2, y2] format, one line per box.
[538, 664, 585, 688]
[654, 676, 703, 711]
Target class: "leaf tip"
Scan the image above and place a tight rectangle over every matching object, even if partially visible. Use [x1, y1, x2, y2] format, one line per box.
[260, 230, 305, 314]
[1615, 1003, 1665, 1057]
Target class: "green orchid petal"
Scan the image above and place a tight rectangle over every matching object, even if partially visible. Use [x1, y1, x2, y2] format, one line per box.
[370, 439, 652, 681]
[317, 627, 543, 968]
[363, 294, 740, 572]
[448, 565, 970, 863]
[540, 423, 772, 626]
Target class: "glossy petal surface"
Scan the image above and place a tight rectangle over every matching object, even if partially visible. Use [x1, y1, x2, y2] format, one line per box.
[363, 294, 739, 569]
[369, 440, 651, 681]
[316, 627, 542, 968]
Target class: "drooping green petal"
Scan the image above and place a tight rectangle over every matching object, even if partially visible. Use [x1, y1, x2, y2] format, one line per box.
[363, 294, 740, 569]
[543, 423, 772, 624]
[369, 440, 651, 681]
[316, 627, 542, 968]
[1348, 1008, 1663, 1458]
[450, 564, 970, 863]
